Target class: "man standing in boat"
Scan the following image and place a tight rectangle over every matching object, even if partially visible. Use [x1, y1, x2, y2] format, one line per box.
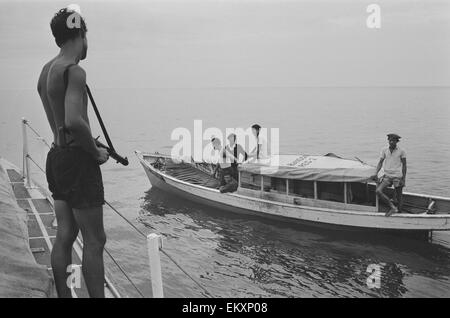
[248, 124, 269, 160]
[37, 7, 109, 297]
[372, 133, 407, 217]
[226, 133, 248, 182]
[211, 137, 234, 186]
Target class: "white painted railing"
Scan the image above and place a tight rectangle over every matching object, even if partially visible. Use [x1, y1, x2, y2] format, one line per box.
[20, 118, 166, 298]
[21, 118, 32, 188]
[20, 117, 215, 298]
[147, 234, 164, 298]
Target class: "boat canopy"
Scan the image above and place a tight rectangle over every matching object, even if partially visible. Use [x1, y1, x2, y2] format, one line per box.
[239, 155, 376, 182]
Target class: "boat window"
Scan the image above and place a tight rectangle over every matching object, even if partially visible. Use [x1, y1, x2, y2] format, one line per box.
[317, 182, 345, 202]
[288, 180, 315, 198]
[270, 177, 287, 193]
[262, 176, 272, 192]
[347, 182, 375, 206]
[240, 172, 263, 190]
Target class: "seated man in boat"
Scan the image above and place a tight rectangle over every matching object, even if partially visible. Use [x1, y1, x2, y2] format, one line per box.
[219, 172, 238, 193]
[211, 137, 234, 186]
[248, 124, 270, 160]
[226, 133, 248, 182]
[372, 133, 407, 217]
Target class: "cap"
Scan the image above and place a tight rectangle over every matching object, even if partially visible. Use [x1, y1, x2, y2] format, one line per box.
[387, 133, 401, 141]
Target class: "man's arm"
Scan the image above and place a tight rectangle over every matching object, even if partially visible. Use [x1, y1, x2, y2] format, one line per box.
[237, 144, 248, 161]
[401, 157, 407, 185]
[212, 164, 219, 177]
[371, 158, 384, 180]
[64, 66, 106, 162]
[248, 146, 257, 159]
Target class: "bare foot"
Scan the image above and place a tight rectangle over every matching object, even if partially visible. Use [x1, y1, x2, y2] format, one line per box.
[385, 207, 398, 217]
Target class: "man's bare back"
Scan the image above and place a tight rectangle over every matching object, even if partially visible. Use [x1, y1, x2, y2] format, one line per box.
[38, 58, 89, 147]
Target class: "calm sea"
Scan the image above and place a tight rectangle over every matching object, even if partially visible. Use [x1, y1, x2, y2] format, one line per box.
[0, 0, 449, 297]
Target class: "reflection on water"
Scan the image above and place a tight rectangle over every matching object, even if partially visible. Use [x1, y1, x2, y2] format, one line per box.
[140, 188, 450, 298]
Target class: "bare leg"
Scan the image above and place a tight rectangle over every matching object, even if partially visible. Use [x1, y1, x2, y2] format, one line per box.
[73, 206, 106, 298]
[395, 186, 403, 212]
[376, 180, 393, 206]
[376, 179, 397, 215]
[51, 200, 79, 298]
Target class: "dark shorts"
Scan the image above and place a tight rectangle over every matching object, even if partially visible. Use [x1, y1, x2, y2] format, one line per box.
[230, 164, 239, 180]
[380, 175, 403, 189]
[46, 145, 104, 209]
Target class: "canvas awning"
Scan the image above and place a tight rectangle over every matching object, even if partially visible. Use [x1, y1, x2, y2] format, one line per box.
[239, 154, 376, 182]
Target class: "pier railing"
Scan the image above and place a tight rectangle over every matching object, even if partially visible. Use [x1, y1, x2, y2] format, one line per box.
[20, 118, 213, 298]
[20, 118, 165, 297]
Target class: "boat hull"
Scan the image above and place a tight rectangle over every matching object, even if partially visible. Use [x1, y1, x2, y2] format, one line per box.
[137, 152, 450, 234]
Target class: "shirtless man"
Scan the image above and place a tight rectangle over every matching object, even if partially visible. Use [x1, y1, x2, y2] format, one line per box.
[37, 7, 109, 298]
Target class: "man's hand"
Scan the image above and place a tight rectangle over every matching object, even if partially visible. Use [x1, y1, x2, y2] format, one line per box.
[95, 147, 109, 165]
[401, 177, 406, 187]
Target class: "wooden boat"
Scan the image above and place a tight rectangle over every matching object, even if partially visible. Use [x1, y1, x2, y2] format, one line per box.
[135, 151, 450, 236]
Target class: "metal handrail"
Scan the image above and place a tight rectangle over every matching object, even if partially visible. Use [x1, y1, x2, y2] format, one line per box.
[20, 118, 215, 298]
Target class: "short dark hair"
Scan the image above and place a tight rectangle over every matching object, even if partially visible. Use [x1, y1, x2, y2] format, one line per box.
[50, 8, 87, 47]
[251, 124, 261, 131]
[227, 133, 237, 141]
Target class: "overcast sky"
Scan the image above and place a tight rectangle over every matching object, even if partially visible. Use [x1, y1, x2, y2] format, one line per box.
[0, 0, 449, 89]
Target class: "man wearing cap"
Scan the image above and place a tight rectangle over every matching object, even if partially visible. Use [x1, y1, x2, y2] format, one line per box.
[372, 134, 407, 216]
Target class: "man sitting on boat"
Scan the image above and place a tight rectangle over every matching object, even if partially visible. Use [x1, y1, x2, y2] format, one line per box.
[219, 172, 238, 193]
[372, 133, 407, 217]
[211, 137, 234, 186]
[226, 133, 248, 182]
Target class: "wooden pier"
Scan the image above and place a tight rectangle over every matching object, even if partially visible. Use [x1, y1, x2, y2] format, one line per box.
[0, 158, 132, 298]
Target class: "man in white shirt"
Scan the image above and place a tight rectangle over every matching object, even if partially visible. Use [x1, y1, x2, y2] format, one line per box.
[372, 133, 407, 216]
[248, 124, 269, 160]
[211, 137, 233, 186]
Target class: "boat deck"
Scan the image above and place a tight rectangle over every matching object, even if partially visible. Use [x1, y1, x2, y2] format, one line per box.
[162, 161, 220, 189]
[2, 162, 135, 298]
